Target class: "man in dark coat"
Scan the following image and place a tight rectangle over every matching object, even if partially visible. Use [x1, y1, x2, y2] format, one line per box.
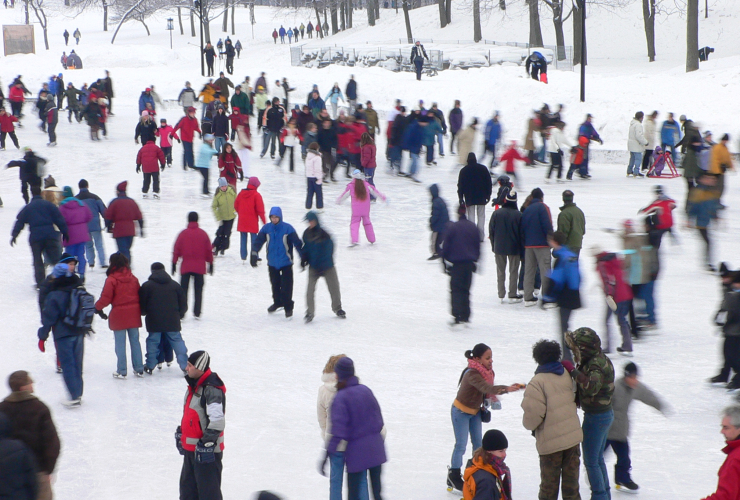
[7, 149, 45, 204]
[410, 41, 429, 80]
[203, 43, 216, 77]
[139, 262, 189, 374]
[521, 188, 553, 305]
[0, 371, 60, 500]
[301, 211, 345, 323]
[317, 119, 337, 181]
[11, 185, 68, 287]
[440, 205, 481, 325]
[102, 70, 114, 115]
[429, 184, 449, 260]
[214, 72, 234, 105]
[489, 189, 523, 303]
[260, 98, 285, 159]
[457, 152, 493, 241]
[0, 412, 38, 500]
[223, 40, 236, 75]
[345, 75, 358, 114]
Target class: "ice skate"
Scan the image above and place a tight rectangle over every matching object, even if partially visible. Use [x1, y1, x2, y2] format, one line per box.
[446, 467, 463, 492]
[112, 372, 126, 379]
[615, 480, 639, 493]
[62, 398, 82, 409]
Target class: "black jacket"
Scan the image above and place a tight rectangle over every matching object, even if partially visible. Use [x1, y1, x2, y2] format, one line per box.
[135, 120, 157, 144]
[345, 79, 357, 100]
[410, 44, 428, 61]
[139, 269, 187, 333]
[0, 413, 38, 500]
[429, 184, 450, 233]
[301, 225, 334, 272]
[212, 112, 229, 138]
[265, 106, 285, 133]
[457, 156, 493, 206]
[12, 195, 68, 243]
[317, 125, 338, 152]
[488, 203, 522, 256]
[440, 217, 480, 264]
[390, 114, 407, 146]
[7, 152, 45, 182]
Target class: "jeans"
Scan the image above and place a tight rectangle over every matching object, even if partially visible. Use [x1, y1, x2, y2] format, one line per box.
[604, 439, 632, 484]
[145, 332, 188, 370]
[408, 152, 420, 177]
[181, 273, 205, 317]
[182, 141, 195, 169]
[214, 136, 226, 153]
[85, 230, 106, 267]
[389, 146, 402, 171]
[56, 335, 84, 400]
[64, 242, 87, 276]
[582, 410, 614, 500]
[436, 131, 445, 155]
[261, 131, 279, 157]
[450, 405, 482, 468]
[426, 145, 435, 164]
[48, 122, 57, 143]
[31, 238, 62, 286]
[627, 152, 643, 175]
[414, 58, 423, 80]
[634, 281, 655, 323]
[348, 466, 382, 500]
[240, 232, 256, 261]
[113, 328, 144, 376]
[306, 178, 324, 209]
[328, 452, 367, 500]
[116, 236, 134, 263]
[605, 300, 632, 352]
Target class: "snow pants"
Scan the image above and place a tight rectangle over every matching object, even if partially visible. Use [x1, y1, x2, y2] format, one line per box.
[0, 131, 19, 149]
[142, 172, 160, 194]
[31, 238, 62, 286]
[306, 178, 323, 209]
[183, 141, 195, 169]
[212, 219, 234, 253]
[180, 450, 223, 500]
[350, 214, 375, 244]
[605, 439, 632, 485]
[56, 335, 84, 400]
[414, 58, 423, 80]
[269, 265, 294, 312]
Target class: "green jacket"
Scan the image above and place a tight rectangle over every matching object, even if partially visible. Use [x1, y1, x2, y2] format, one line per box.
[557, 203, 586, 250]
[212, 186, 237, 221]
[64, 87, 84, 108]
[231, 92, 251, 115]
[422, 120, 442, 147]
[566, 328, 615, 414]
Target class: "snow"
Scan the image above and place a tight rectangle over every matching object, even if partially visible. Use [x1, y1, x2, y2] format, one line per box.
[0, 2, 739, 499]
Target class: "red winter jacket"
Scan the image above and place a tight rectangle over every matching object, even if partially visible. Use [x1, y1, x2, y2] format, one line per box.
[596, 253, 634, 303]
[228, 110, 246, 129]
[218, 152, 242, 186]
[173, 115, 202, 143]
[0, 113, 18, 132]
[94, 268, 143, 330]
[8, 86, 25, 103]
[234, 186, 266, 233]
[640, 198, 675, 230]
[348, 123, 365, 154]
[361, 143, 376, 169]
[157, 125, 179, 148]
[702, 438, 740, 500]
[500, 147, 528, 173]
[173, 222, 213, 275]
[136, 141, 166, 173]
[337, 123, 354, 154]
[104, 196, 143, 238]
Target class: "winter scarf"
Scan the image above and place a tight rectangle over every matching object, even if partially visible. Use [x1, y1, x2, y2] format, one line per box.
[535, 361, 565, 375]
[468, 358, 498, 402]
[491, 456, 512, 500]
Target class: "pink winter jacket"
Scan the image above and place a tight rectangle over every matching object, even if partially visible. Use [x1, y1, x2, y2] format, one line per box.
[305, 150, 323, 184]
[337, 179, 385, 217]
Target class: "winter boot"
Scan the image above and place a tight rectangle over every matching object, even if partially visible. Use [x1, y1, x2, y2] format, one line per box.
[447, 467, 464, 492]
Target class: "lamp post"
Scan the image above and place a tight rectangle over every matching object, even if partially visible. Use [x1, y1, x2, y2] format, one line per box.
[166, 18, 174, 50]
[579, 0, 586, 102]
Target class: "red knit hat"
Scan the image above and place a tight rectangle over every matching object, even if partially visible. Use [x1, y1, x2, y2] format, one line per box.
[248, 177, 261, 188]
[117, 181, 128, 192]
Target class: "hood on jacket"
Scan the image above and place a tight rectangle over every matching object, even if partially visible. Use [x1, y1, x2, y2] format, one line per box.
[0, 412, 10, 438]
[269, 206, 282, 221]
[565, 327, 602, 364]
[108, 266, 136, 283]
[321, 372, 338, 391]
[429, 183, 440, 199]
[148, 268, 173, 285]
[467, 152, 478, 165]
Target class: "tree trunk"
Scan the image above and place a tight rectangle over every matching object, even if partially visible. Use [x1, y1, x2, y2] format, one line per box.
[64, 0, 69, 5]
[178, 7, 184, 35]
[402, 0, 412, 42]
[111, 0, 148, 44]
[642, 0, 656, 61]
[103, 0, 108, 31]
[347, 0, 353, 28]
[438, 0, 447, 27]
[340, 2, 346, 30]
[140, 18, 150, 36]
[473, 0, 481, 41]
[231, 5, 235, 34]
[314, 3, 324, 38]
[686, 0, 698, 72]
[24, 0, 29, 24]
[331, 5, 338, 33]
[367, 0, 376, 26]
[445, 0, 451, 22]
[190, 7, 196, 37]
[375, 0, 379, 19]
[222, 0, 229, 32]
[572, 0, 582, 65]
[527, 0, 543, 47]
[204, 20, 211, 42]
[551, 0, 566, 60]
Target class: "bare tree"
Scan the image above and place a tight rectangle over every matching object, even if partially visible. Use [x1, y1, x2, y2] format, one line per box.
[542, 0, 568, 59]
[178, 6, 184, 34]
[402, 0, 413, 42]
[686, 0, 698, 71]
[222, 0, 229, 32]
[367, 0, 376, 26]
[23, 0, 30, 24]
[642, 0, 655, 61]
[572, 0, 583, 64]
[28, 0, 50, 49]
[191, 3, 196, 36]
[111, 0, 171, 43]
[473, 0, 482, 41]
[67, 0, 110, 31]
[527, 0, 544, 46]
[231, 4, 235, 34]
[347, 0, 353, 28]
[438, 0, 448, 27]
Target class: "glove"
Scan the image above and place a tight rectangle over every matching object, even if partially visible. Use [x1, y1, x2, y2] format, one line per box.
[171, 263, 177, 275]
[301, 257, 308, 269]
[195, 440, 216, 464]
[95, 309, 108, 320]
[561, 360, 575, 373]
[177, 138, 182, 144]
[472, 262, 477, 273]
[10, 236, 16, 247]
[136, 165, 141, 173]
[238, 171, 244, 181]
[140, 229, 145, 238]
[175, 426, 185, 456]
[161, 164, 166, 172]
[135, 139, 139, 144]
[198, 133, 203, 140]
[318, 452, 329, 476]
[38, 339, 46, 353]
[250, 252, 258, 268]
[208, 262, 214, 275]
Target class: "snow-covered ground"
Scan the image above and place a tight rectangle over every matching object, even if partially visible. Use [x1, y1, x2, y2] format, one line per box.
[0, 2, 739, 500]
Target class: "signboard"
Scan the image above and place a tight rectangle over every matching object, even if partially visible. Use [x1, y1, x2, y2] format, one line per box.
[3, 25, 35, 56]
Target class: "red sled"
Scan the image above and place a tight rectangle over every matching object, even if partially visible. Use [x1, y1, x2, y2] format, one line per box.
[647, 150, 681, 178]
[540, 73, 548, 84]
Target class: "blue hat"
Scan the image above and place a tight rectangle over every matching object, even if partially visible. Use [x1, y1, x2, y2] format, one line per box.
[334, 357, 355, 382]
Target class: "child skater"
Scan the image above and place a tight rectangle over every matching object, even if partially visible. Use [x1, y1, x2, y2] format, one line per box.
[305, 142, 324, 210]
[336, 169, 385, 246]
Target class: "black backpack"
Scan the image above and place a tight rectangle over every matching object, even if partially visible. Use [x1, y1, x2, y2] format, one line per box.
[63, 287, 97, 334]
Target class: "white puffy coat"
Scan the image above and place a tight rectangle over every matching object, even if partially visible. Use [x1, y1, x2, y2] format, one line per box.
[317, 372, 346, 450]
[546, 127, 573, 154]
[305, 149, 323, 183]
[627, 119, 648, 153]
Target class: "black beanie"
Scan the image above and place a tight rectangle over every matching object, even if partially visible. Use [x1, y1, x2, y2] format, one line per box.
[482, 429, 508, 451]
[467, 152, 477, 165]
[188, 351, 210, 371]
[624, 362, 638, 377]
[151, 262, 165, 271]
[188, 211, 199, 223]
[256, 492, 282, 500]
[532, 188, 544, 200]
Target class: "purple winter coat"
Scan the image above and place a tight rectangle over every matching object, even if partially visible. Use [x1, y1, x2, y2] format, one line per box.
[327, 377, 387, 473]
[59, 198, 92, 246]
[449, 108, 463, 134]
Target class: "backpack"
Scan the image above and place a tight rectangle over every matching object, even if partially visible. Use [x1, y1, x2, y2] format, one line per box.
[62, 287, 97, 334]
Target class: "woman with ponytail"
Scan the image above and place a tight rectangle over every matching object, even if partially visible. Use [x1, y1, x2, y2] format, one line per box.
[336, 169, 385, 246]
[447, 343, 524, 493]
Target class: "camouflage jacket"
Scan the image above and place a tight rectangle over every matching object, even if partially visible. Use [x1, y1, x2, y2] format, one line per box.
[566, 328, 615, 414]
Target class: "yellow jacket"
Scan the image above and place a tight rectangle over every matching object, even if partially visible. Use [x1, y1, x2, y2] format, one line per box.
[709, 143, 733, 175]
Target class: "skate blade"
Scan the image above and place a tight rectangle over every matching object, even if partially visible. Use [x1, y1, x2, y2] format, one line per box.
[615, 485, 638, 494]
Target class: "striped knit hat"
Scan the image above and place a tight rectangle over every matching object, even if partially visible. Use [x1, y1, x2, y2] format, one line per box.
[188, 351, 210, 371]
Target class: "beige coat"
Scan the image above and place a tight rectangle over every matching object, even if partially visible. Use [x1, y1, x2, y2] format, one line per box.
[521, 371, 583, 456]
[317, 372, 346, 451]
[457, 125, 476, 165]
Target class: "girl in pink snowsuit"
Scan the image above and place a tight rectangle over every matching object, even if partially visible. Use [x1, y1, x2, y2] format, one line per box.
[337, 169, 385, 245]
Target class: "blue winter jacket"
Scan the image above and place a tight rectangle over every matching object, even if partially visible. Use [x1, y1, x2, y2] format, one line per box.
[485, 119, 501, 147]
[11, 195, 68, 243]
[76, 189, 107, 232]
[301, 224, 334, 272]
[660, 120, 681, 147]
[48, 78, 59, 95]
[253, 207, 304, 269]
[578, 121, 601, 142]
[521, 198, 553, 247]
[429, 184, 450, 233]
[37, 275, 84, 341]
[401, 120, 423, 154]
[279, 27, 286, 37]
[439, 217, 480, 263]
[138, 92, 155, 114]
[543, 245, 581, 310]
[196, 142, 219, 169]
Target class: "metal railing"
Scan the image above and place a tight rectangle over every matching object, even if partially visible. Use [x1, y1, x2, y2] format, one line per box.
[291, 44, 444, 72]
